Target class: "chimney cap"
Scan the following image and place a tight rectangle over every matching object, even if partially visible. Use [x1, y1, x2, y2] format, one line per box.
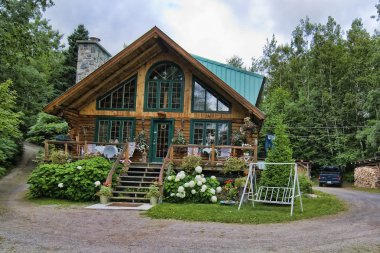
[89, 37, 101, 42]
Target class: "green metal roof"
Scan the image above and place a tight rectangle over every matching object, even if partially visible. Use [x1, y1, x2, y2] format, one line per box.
[193, 55, 265, 106]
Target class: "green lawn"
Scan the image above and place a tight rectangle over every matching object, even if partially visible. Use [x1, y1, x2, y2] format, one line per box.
[144, 191, 346, 224]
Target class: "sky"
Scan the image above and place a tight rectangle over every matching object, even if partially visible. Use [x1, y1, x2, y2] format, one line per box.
[44, 0, 379, 67]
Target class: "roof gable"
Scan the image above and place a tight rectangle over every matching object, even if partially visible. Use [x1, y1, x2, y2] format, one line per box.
[44, 26, 265, 120]
[193, 55, 265, 106]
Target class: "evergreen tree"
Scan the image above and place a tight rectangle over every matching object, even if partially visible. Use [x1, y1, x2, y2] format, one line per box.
[226, 55, 245, 69]
[56, 24, 89, 94]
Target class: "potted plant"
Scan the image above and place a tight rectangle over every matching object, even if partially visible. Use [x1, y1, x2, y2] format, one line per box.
[97, 184, 113, 204]
[171, 129, 187, 155]
[135, 130, 149, 162]
[146, 183, 160, 206]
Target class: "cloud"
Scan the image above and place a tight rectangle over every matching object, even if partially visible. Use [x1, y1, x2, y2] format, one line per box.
[44, 0, 379, 68]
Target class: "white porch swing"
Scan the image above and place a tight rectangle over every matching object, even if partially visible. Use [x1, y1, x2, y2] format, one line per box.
[238, 162, 303, 216]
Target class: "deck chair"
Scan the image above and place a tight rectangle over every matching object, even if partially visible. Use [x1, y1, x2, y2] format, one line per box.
[187, 147, 199, 156]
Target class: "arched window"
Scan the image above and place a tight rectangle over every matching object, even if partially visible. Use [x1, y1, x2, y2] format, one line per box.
[144, 62, 184, 111]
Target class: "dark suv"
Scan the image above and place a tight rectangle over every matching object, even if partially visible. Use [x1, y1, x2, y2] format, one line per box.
[318, 166, 343, 187]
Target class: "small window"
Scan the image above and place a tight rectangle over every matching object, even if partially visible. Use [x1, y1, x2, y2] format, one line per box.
[191, 121, 230, 145]
[96, 118, 135, 143]
[192, 79, 230, 112]
[97, 76, 136, 110]
[145, 62, 184, 111]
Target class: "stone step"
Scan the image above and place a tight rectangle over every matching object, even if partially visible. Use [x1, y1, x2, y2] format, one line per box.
[123, 171, 160, 175]
[119, 175, 158, 180]
[115, 185, 150, 190]
[110, 196, 149, 202]
[112, 190, 147, 195]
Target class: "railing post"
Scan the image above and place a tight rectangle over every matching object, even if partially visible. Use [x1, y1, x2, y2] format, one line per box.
[170, 146, 174, 160]
[211, 144, 215, 166]
[44, 141, 49, 160]
[64, 143, 68, 155]
[254, 139, 258, 162]
[124, 143, 129, 163]
[84, 140, 88, 155]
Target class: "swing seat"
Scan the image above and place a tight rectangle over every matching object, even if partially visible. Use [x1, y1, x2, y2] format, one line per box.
[254, 186, 293, 205]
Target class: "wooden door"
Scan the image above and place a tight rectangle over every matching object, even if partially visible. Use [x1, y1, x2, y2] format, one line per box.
[150, 119, 173, 162]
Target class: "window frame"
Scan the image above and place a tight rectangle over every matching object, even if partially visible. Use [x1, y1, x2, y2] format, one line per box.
[144, 61, 185, 112]
[189, 119, 231, 146]
[191, 77, 231, 113]
[95, 117, 136, 143]
[96, 75, 137, 111]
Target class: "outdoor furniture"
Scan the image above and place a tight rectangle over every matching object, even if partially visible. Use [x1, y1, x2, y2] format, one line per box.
[103, 145, 118, 159]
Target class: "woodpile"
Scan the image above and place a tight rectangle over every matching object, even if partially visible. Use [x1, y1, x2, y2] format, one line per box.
[354, 165, 380, 189]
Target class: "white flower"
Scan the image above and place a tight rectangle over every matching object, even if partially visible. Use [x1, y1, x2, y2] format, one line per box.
[202, 178, 206, 183]
[189, 180, 195, 188]
[178, 186, 185, 193]
[195, 175, 202, 181]
[211, 196, 217, 203]
[191, 189, 196, 194]
[216, 186, 222, 193]
[200, 185, 207, 192]
[210, 188, 216, 195]
[179, 173, 186, 180]
[175, 177, 180, 182]
[77, 166, 82, 170]
[180, 193, 186, 198]
[176, 193, 181, 197]
[58, 183, 63, 188]
[167, 176, 173, 181]
[94, 181, 101, 187]
[170, 193, 175, 197]
[195, 166, 202, 174]
[211, 175, 216, 179]
[197, 180, 203, 186]
[184, 182, 189, 188]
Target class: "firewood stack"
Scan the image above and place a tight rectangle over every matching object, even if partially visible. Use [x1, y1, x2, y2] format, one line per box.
[354, 165, 380, 189]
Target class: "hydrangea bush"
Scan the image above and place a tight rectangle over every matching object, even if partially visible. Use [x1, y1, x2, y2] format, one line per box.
[27, 157, 119, 201]
[164, 165, 221, 203]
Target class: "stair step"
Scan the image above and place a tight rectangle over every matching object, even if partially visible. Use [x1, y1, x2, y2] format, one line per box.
[111, 196, 149, 200]
[119, 175, 158, 179]
[119, 180, 155, 184]
[115, 185, 150, 189]
[123, 171, 160, 175]
[113, 190, 147, 194]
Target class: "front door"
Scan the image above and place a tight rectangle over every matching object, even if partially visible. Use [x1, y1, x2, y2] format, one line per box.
[150, 119, 173, 162]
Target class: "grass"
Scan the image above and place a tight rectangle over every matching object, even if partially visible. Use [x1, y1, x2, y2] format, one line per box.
[144, 191, 347, 224]
[26, 196, 96, 208]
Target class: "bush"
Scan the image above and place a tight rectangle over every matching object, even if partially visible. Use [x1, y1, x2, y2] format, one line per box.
[50, 150, 69, 164]
[0, 167, 6, 177]
[27, 157, 115, 201]
[298, 175, 313, 193]
[164, 166, 220, 203]
[344, 171, 354, 183]
[222, 157, 246, 175]
[180, 155, 202, 173]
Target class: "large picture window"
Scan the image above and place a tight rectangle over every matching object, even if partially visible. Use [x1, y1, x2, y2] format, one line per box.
[192, 79, 230, 112]
[191, 120, 230, 145]
[97, 76, 136, 110]
[96, 118, 135, 143]
[144, 62, 184, 111]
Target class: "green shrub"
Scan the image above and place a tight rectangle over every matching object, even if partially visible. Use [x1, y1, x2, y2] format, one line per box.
[180, 155, 202, 173]
[50, 150, 69, 164]
[344, 171, 354, 183]
[0, 167, 6, 177]
[298, 175, 313, 193]
[222, 157, 246, 174]
[27, 157, 115, 201]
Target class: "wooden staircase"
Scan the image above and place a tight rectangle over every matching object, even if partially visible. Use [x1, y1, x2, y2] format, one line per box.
[110, 163, 161, 203]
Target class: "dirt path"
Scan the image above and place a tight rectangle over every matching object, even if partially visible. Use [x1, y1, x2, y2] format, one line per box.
[0, 143, 379, 252]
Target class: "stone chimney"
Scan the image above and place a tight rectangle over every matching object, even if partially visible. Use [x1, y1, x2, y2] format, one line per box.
[76, 37, 112, 83]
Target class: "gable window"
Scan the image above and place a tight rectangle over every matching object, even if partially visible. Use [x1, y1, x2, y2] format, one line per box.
[191, 120, 230, 145]
[144, 62, 184, 111]
[96, 118, 135, 143]
[97, 76, 136, 110]
[192, 79, 230, 112]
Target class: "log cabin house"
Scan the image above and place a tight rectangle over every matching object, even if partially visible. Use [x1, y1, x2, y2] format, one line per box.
[43, 27, 265, 200]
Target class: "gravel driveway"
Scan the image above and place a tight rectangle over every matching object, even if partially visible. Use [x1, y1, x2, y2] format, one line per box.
[0, 143, 379, 253]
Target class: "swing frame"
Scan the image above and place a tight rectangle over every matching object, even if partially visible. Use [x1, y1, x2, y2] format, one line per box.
[238, 162, 303, 216]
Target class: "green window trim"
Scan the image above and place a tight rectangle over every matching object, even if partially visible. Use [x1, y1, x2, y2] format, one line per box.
[96, 75, 137, 111]
[190, 119, 231, 146]
[144, 61, 184, 112]
[191, 77, 231, 113]
[95, 117, 136, 143]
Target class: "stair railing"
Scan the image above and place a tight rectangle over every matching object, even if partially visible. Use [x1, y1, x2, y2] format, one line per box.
[158, 144, 173, 196]
[105, 143, 129, 186]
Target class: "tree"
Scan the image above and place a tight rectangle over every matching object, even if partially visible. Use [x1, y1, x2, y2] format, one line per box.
[27, 112, 68, 145]
[226, 55, 245, 69]
[0, 80, 23, 167]
[55, 24, 89, 94]
[260, 116, 294, 187]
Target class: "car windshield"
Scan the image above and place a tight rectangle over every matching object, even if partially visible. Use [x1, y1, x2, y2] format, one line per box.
[320, 167, 341, 173]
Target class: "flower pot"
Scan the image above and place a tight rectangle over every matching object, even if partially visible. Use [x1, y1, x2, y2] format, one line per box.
[100, 195, 109, 204]
[150, 196, 158, 206]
